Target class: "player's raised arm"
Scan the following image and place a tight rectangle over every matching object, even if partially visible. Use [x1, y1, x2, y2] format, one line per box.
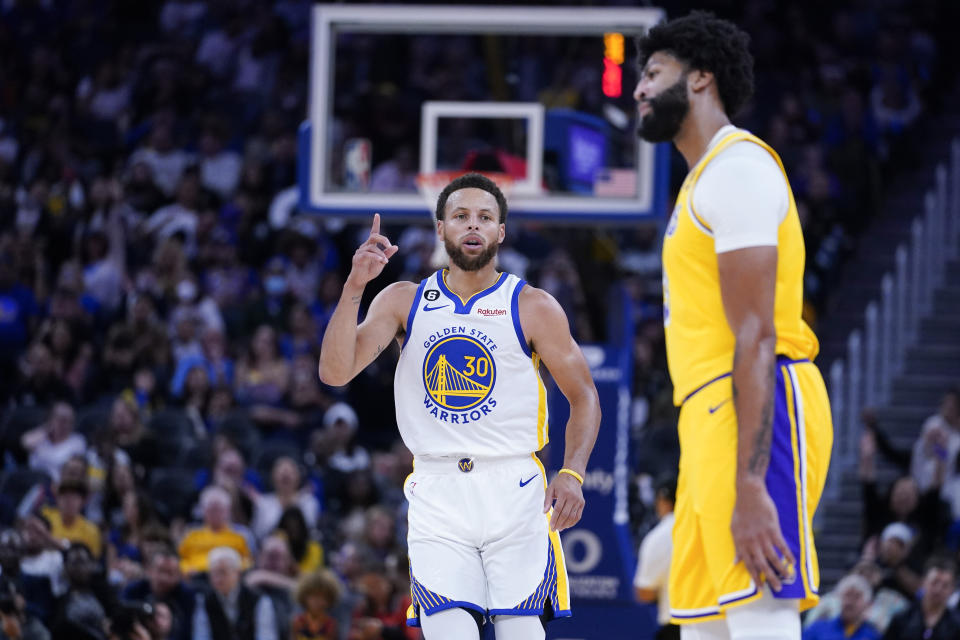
[520, 286, 601, 532]
[318, 214, 411, 387]
[717, 245, 795, 591]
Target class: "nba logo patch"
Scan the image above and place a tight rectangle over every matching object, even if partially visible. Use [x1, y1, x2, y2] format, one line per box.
[665, 205, 679, 236]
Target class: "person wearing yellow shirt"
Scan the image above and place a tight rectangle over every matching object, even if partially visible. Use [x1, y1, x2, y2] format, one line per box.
[42, 479, 102, 558]
[178, 485, 252, 575]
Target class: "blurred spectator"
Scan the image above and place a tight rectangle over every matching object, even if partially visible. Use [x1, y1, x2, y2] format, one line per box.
[804, 560, 909, 634]
[22, 402, 85, 482]
[198, 122, 241, 200]
[168, 275, 225, 347]
[142, 170, 202, 255]
[323, 404, 369, 475]
[0, 576, 49, 640]
[634, 476, 677, 640]
[16, 516, 65, 622]
[0, 251, 39, 369]
[283, 230, 327, 307]
[121, 544, 196, 640]
[350, 569, 412, 640]
[234, 325, 290, 407]
[291, 569, 341, 640]
[250, 457, 319, 542]
[243, 260, 295, 337]
[912, 389, 960, 492]
[191, 547, 277, 640]
[243, 535, 297, 640]
[865, 523, 920, 601]
[41, 480, 102, 559]
[170, 327, 234, 400]
[12, 342, 72, 407]
[178, 487, 251, 575]
[859, 426, 949, 560]
[802, 574, 880, 640]
[105, 490, 158, 586]
[881, 558, 960, 640]
[279, 303, 320, 360]
[75, 181, 127, 314]
[276, 507, 323, 575]
[195, 446, 262, 517]
[128, 123, 193, 199]
[108, 397, 159, 479]
[51, 543, 114, 640]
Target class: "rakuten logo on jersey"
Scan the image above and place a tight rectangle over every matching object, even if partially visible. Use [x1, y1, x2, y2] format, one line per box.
[476, 308, 507, 317]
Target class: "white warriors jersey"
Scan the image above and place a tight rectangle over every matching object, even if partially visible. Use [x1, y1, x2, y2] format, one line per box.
[394, 270, 549, 457]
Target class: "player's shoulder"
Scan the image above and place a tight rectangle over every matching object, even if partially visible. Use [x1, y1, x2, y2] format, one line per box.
[377, 280, 419, 304]
[518, 284, 566, 318]
[711, 135, 780, 170]
[377, 280, 419, 317]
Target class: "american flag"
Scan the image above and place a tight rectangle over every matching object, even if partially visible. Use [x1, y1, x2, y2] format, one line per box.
[593, 168, 637, 197]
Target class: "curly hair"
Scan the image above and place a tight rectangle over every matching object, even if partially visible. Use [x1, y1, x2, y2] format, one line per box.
[636, 11, 754, 118]
[295, 568, 343, 608]
[434, 172, 508, 223]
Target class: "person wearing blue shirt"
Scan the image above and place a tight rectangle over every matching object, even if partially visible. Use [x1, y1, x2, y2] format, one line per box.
[803, 574, 881, 640]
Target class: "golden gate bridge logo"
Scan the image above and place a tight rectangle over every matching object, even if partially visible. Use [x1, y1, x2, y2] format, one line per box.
[422, 336, 496, 411]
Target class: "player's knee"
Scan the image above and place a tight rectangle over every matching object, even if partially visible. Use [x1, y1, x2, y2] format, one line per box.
[680, 619, 730, 640]
[724, 593, 800, 640]
[420, 607, 482, 640]
[492, 614, 545, 640]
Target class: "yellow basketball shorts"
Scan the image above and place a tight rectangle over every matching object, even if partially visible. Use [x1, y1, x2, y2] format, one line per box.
[669, 357, 833, 624]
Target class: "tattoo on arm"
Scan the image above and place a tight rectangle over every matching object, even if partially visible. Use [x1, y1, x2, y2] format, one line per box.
[351, 295, 362, 305]
[374, 344, 384, 357]
[747, 362, 777, 475]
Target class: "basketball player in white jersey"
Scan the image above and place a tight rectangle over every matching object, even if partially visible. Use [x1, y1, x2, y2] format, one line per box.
[318, 173, 601, 640]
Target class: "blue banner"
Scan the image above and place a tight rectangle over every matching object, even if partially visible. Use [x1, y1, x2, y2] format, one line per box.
[543, 342, 655, 640]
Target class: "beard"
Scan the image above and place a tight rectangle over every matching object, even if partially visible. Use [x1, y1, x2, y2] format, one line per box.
[636, 77, 690, 143]
[444, 234, 499, 271]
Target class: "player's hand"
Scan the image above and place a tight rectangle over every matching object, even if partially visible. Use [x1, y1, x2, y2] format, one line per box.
[544, 472, 585, 532]
[348, 214, 398, 287]
[731, 477, 795, 592]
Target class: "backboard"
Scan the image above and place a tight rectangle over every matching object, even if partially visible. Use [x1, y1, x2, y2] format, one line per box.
[299, 4, 670, 223]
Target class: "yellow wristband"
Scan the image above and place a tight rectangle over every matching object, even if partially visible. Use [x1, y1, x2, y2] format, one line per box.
[558, 468, 584, 484]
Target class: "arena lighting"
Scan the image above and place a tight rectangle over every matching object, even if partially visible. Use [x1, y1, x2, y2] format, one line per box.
[603, 32, 624, 97]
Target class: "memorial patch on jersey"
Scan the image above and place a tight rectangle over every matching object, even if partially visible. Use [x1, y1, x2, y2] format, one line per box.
[421, 332, 498, 423]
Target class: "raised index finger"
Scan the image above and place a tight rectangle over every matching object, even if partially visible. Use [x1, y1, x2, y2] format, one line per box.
[371, 213, 380, 236]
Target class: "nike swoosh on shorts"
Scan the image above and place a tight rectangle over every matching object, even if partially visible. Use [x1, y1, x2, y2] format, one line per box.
[519, 475, 538, 487]
[708, 398, 731, 414]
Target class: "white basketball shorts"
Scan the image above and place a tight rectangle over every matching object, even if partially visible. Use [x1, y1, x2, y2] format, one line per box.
[404, 453, 571, 626]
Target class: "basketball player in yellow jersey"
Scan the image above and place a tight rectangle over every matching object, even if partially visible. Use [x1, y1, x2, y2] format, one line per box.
[633, 12, 833, 640]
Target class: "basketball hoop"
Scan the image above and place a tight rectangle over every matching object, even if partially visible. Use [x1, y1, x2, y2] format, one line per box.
[416, 171, 515, 268]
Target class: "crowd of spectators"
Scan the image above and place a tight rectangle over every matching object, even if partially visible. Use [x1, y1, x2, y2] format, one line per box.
[794, 387, 960, 639]
[0, 1, 956, 640]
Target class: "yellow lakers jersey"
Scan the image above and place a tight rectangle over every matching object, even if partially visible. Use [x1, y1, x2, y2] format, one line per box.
[662, 129, 819, 405]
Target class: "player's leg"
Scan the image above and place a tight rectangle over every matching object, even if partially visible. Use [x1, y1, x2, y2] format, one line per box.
[724, 588, 800, 640]
[718, 360, 831, 637]
[406, 469, 488, 627]
[492, 614, 545, 640]
[482, 456, 571, 623]
[680, 619, 730, 640]
[421, 607, 482, 640]
[669, 392, 726, 625]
